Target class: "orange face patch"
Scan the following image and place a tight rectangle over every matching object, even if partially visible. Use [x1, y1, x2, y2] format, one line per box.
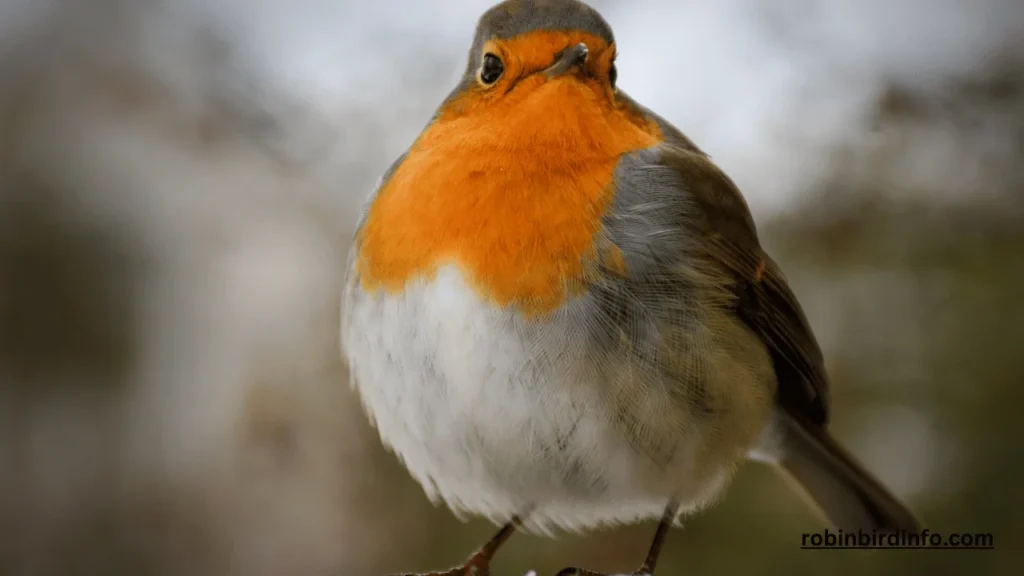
[356, 30, 663, 316]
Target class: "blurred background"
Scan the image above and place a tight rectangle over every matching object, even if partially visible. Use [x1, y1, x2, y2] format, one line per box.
[0, 0, 1021, 574]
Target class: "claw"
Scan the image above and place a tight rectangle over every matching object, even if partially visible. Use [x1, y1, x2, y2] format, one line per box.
[552, 565, 647, 569]
[385, 555, 489, 576]
[385, 516, 523, 576]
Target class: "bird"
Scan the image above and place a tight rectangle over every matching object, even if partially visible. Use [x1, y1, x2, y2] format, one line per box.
[341, 1, 922, 574]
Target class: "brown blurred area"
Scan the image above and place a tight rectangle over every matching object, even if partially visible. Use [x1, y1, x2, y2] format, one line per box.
[1, 1, 1021, 575]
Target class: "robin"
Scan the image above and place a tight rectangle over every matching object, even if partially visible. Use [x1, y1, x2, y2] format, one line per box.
[341, 1, 921, 574]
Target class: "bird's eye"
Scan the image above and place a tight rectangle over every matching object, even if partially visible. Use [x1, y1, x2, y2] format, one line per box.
[480, 53, 504, 85]
[609, 63, 618, 88]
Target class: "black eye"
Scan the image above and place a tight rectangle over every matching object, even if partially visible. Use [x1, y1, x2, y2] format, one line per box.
[609, 63, 618, 88]
[480, 53, 504, 85]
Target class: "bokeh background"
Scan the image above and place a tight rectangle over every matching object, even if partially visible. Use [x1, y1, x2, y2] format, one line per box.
[1, 0, 1021, 575]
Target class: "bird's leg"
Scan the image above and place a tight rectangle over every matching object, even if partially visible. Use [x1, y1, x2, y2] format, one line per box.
[556, 502, 679, 576]
[390, 515, 524, 576]
[635, 502, 676, 574]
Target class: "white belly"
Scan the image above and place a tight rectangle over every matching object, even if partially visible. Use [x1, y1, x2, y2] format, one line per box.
[341, 265, 765, 532]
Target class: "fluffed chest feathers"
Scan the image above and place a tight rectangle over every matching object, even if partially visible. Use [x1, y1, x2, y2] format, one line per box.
[344, 265, 644, 505]
[342, 258, 775, 529]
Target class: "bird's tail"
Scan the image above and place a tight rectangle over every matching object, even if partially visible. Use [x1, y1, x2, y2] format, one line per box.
[775, 413, 922, 533]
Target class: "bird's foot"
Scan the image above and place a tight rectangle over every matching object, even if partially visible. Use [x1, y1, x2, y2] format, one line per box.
[388, 549, 493, 576]
[556, 569, 654, 576]
[387, 516, 524, 576]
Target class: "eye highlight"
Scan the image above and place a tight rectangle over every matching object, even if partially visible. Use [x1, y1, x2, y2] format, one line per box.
[480, 53, 504, 85]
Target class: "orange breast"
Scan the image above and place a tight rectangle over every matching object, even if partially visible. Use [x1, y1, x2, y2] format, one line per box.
[356, 69, 661, 316]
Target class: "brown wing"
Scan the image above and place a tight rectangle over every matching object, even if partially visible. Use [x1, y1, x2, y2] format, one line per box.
[658, 147, 831, 427]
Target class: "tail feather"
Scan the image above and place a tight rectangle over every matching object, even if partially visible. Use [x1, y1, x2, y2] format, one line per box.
[777, 413, 922, 533]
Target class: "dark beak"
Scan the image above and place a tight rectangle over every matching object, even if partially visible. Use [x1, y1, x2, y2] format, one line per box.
[543, 43, 589, 78]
